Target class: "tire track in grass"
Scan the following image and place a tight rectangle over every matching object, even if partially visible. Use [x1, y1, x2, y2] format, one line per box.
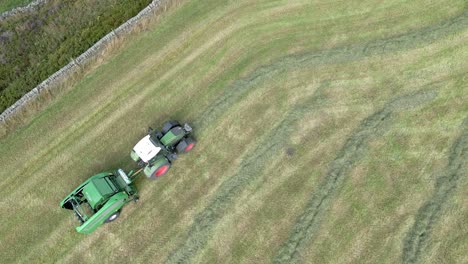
[273, 90, 438, 264]
[3, 5, 467, 194]
[165, 81, 331, 263]
[195, 8, 467, 130]
[290, 8, 468, 67]
[402, 118, 468, 264]
[4, 6, 462, 260]
[164, 10, 467, 262]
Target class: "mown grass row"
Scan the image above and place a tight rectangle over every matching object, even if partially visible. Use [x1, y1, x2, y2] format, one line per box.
[0, 0, 467, 263]
[274, 89, 437, 263]
[166, 7, 467, 262]
[167, 80, 332, 262]
[402, 118, 468, 263]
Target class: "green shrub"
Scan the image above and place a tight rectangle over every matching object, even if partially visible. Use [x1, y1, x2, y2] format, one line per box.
[0, 0, 152, 112]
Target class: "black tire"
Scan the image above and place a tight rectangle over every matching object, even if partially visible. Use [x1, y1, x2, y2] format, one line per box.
[148, 162, 171, 180]
[161, 120, 180, 134]
[105, 211, 120, 223]
[176, 138, 196, 153]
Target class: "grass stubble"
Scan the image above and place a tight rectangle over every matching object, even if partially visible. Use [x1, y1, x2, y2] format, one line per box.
[273, 89, 438, 263]
[167, 8, 467, 263]
[166, 80, 330, 263]
[402, 118, 468, 264]
[0, 1, 466, 263]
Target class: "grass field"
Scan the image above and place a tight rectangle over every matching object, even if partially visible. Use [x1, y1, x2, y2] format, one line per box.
[0, 0, 467, 263]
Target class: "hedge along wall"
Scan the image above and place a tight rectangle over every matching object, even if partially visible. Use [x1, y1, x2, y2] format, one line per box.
[0, 0, 164, 124]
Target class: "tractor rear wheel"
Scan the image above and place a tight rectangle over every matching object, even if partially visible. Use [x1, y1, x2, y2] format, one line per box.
[149, 162, 171, 179]
[105, 211, 120, 223]
[176, 138, 196, 153]
[161, 120, 180, 134]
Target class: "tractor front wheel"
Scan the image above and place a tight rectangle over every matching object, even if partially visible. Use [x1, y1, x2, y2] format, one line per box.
[105, 211, 120, 223]
[149, 163, 171, 179]
[176, 138, 196, 153]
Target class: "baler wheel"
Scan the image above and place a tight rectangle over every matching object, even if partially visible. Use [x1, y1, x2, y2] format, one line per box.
[105, 211, 120, 223]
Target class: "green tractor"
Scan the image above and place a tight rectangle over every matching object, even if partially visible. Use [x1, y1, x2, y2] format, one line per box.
[130, 120, 195, 179]
[60, 121, 195, 234]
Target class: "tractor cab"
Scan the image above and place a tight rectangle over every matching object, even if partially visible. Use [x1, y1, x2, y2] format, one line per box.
[130, 122, 192, 165]
[129, 121, 195, 179]
[131, 135, 162, 163]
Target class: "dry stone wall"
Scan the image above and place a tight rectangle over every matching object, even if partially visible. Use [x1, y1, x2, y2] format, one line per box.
[0, 0, 163, 123]
[0, 0, 48, 21]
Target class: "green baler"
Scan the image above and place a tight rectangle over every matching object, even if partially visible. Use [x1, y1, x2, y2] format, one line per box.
[60, 169, 138, 234]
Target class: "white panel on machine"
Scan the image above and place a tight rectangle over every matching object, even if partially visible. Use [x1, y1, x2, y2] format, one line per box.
[133, 135, 161, 163]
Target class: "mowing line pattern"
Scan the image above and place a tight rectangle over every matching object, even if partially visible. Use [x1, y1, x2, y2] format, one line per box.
[282, 9, 468, 68]
[192, 7, 467, 132]
[166, 9, 467, 262]
[166, 81, 332, 263]
[195, 8, 468, 132]
[272, 90, 438, 263]
[0, 1, 466, 263]
[402, 118, 468, 264]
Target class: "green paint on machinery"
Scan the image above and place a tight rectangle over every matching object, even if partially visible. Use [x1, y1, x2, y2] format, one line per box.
[60, 169, 136, 234]
[130, 120, 195, 179]
[60, 121, 195, 234]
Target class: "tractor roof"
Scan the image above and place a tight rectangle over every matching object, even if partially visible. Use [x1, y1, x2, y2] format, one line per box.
[133, 135, 161, 162]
